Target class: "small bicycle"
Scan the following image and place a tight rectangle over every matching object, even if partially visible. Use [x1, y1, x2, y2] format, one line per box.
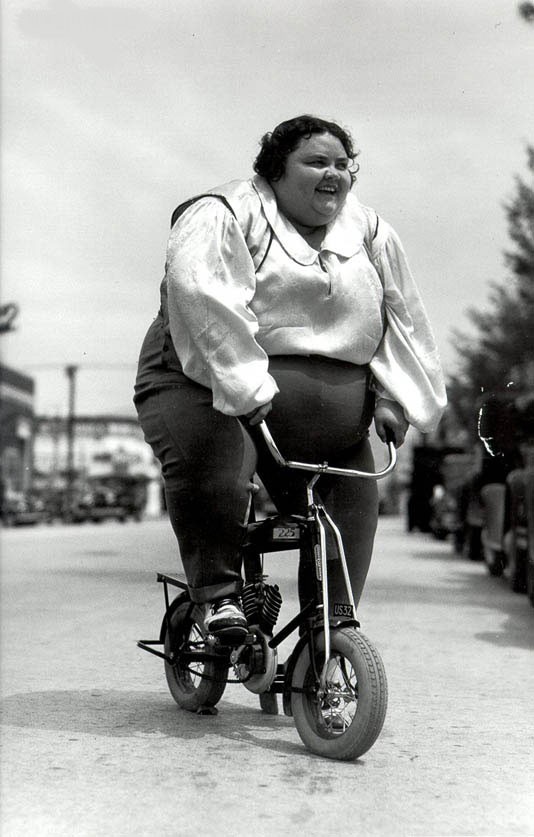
[138, 422, 396, 761]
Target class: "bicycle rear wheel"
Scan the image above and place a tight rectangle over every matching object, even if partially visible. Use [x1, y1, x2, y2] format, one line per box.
[164, 595, 228, 711]
[291, 627, 387, 761]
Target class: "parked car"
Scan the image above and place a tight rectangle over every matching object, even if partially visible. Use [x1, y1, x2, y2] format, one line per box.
[66, 475, 148, 524]
[1, 490, 50, 527]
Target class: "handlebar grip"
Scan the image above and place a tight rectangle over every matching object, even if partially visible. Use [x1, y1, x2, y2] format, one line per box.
[384, 427, 397, 447]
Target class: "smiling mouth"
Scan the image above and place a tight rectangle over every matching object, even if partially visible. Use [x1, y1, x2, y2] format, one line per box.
[316, 186, 338, 195]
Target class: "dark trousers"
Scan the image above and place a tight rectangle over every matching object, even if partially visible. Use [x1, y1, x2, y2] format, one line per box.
[136, 355, 378, 606]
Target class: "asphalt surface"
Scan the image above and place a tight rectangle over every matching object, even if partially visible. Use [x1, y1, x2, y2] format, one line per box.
[1, 516, 533, 837]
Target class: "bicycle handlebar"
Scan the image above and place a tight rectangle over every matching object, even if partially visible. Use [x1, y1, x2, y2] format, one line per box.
[258, 421, 397, 480]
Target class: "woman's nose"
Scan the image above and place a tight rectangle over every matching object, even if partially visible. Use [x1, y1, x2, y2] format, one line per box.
[324, 166, 339, 179]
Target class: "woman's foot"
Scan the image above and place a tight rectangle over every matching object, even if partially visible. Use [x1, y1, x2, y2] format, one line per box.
[204, 597, 248, 642]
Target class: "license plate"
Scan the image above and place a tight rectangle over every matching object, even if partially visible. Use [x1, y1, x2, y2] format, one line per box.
[273, 526, 300, 540]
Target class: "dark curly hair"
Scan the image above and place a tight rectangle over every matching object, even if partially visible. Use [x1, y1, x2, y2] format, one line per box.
[253, 115, 360, 184]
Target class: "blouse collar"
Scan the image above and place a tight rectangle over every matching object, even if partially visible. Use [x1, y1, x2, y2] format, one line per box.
[251, 175, 366, 265]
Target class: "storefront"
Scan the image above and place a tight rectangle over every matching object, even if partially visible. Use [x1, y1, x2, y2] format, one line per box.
[0, 364, 35, 498]
[33, 414, 162, 518]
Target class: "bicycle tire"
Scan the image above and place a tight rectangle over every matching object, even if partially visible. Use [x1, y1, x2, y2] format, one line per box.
[291, 627, 388, 761]
[164, 596, 228, 711]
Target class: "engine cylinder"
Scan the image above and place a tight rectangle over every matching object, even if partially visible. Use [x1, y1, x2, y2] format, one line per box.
[241, 582, 259, 625]
[261, 584, 282, 632]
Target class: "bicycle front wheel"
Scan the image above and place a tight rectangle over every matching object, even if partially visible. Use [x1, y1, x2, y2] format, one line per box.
[291, 628, 387, 761]
[164, 596, 228, 712]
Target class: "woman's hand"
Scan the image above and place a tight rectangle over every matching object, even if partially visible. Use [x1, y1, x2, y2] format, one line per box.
[245, 401, 273, 426]
[374, 399, 409, 448]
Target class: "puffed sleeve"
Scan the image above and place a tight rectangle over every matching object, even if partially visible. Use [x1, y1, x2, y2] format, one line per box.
[164, 197, 279, 416]
[368, 221, 447, 433]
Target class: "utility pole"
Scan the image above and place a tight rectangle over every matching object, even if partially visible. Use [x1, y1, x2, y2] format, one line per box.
[65, 365, 78, 517]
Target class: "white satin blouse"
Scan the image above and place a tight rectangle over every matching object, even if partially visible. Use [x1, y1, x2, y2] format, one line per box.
[164, 175, 446, 433]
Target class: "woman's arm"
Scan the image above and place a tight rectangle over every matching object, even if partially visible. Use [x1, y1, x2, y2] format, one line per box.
[165, 197, 279, 416]
[369, 222, 447, 435]
[374, 398, 409, 448]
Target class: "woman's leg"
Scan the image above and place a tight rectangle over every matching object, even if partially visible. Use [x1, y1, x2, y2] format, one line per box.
[313, 440, 378, 609]
[253, 356, 378, 611]
[136, 386, 257, 604]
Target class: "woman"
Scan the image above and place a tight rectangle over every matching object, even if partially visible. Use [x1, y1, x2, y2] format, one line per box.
[134, 115, 446, 638]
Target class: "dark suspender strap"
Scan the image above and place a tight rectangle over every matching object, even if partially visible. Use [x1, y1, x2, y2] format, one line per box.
[372, 213, 379, 240]
[170, 194, 237, 228]
[170, 193, 271, 274]
[363, 212, 380, 264]
[254, 228, 274, 273]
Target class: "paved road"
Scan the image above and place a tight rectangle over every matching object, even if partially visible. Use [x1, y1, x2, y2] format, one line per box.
[1, 517, 533, 837]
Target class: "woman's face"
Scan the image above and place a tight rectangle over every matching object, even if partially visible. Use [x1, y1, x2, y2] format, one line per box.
[270, 132, 352, 230]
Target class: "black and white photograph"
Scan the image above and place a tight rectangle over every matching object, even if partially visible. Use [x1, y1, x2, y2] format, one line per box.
[1, 1, 533, 835]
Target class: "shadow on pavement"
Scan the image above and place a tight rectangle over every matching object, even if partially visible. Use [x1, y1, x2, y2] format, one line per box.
[368, 564, 534, 651]
[0, 689, 322, 758]
[45, 566, 175, 583]
[407, 547, 459, 562]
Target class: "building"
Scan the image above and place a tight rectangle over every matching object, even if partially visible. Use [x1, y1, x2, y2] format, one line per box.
[0, 364, 35, 496]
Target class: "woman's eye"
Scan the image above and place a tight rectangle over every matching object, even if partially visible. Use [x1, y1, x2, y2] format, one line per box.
[305, 159, 349, 170]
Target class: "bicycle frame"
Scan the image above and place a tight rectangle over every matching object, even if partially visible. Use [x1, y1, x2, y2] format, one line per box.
[139, 421, 396, 700]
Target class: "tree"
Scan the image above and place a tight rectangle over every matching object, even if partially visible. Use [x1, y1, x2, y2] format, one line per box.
[519, 2, 534, 23]
[448, 146, 534, 437]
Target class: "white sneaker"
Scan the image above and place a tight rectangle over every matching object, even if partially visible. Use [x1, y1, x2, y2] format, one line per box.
[204, 597, 247, 640]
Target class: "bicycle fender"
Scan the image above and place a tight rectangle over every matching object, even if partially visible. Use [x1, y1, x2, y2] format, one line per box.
[159, 592, 193, 642]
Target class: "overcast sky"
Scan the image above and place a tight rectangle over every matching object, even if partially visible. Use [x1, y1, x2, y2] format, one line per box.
[2, 0, 533, 417]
